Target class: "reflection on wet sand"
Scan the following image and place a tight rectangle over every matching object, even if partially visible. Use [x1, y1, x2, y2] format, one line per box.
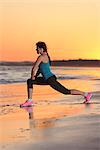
[22, 106, 58, 141]
[23, 101, 94, 131]
[22, 102, 95, 141]
[23, 106, 56, 129]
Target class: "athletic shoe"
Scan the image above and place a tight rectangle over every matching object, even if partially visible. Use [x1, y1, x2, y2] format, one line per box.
[83, 92, 92, 103]
[20, 100, 33, 107]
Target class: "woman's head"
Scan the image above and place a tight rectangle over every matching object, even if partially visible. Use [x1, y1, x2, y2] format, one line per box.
[35, 41, 51, 65]
[36, 41, 47, 54]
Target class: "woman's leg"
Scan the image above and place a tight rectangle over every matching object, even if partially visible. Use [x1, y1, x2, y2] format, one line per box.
[27, 87, 33, 99]
[70, 89, 85, 96]
[20, 77, 48, 107]
[47, 76, 92, 103]
[47, 76, 85, 96]
[27, 77, 48, 99]
[27, 79, 33, 100]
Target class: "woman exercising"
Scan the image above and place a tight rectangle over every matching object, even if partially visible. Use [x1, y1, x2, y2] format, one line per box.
[20, 41, 92, 107]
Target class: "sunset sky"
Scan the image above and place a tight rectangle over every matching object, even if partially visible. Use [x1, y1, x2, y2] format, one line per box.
[0, 0, 100, 61]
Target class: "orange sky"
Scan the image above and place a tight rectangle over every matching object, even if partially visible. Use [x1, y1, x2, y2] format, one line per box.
[0, 0, 100, 61]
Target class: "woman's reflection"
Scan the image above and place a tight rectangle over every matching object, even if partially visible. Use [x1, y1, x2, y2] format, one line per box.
[22, 106, 57, 140]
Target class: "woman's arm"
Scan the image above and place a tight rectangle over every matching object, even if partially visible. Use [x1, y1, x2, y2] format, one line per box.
[35, 68, 41, 77]
[31, 56, 43, 80]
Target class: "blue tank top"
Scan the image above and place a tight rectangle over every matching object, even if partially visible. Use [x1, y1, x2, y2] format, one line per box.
[39, 62, 54, 80]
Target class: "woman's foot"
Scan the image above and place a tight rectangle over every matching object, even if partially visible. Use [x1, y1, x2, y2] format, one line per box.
[83, 92, 92, 103]
[20, 100, 33, 107]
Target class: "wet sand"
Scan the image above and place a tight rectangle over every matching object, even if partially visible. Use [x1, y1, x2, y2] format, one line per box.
[0, 81, 100, 150]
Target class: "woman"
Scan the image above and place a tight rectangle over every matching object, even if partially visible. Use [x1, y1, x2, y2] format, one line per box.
[20, 41, 92, 107]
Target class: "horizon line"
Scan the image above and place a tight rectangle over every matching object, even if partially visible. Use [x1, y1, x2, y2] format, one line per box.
[0, 59, 100, 62]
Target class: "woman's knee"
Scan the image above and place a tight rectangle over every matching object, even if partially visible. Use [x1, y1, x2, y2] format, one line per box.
[27, 78, 33, 88]
[27, 78, 32, 84]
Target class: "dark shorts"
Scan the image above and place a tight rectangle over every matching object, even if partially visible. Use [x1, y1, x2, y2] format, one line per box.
[27, 75, 71, 95]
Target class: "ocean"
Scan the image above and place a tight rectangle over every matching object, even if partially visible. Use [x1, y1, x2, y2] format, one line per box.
[0, 65, 100, 84]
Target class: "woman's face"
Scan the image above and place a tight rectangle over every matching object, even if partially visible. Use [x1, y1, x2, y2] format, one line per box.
[36, 47, 44, 54]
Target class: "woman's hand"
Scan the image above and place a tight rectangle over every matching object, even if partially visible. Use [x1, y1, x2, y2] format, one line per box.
[31, 76, 35, 80]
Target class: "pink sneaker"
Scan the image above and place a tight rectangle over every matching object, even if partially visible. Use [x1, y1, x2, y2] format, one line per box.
[83, 92, 92, 103]
[20, 100, 33, 107]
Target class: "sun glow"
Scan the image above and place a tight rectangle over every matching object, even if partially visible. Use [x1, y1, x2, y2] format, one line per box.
[0, 0, 100, 61]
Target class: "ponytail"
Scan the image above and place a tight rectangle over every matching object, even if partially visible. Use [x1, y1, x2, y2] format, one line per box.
[47, 53, 51, 65]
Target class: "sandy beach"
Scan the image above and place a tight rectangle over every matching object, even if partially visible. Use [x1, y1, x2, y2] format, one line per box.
[0, 78, 100, 150]
[0, 76, 100, 150]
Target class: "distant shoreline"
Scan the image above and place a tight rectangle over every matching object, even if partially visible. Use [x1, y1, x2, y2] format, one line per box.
[0, 59, 100, 67]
